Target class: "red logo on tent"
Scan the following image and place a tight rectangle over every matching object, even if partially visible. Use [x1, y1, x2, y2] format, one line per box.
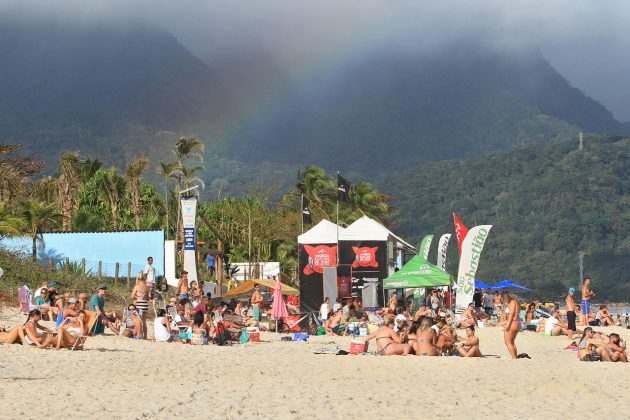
[303, 245, 337, 275]
[352, 246, 379, 269]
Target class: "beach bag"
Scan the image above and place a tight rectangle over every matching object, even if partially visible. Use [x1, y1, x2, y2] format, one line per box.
[215, 321, 229, 346]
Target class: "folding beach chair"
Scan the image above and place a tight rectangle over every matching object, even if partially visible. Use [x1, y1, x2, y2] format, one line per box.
[18, 285, 46, 315]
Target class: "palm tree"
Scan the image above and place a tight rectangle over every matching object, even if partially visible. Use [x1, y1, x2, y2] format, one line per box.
[295, 165, 335, 217]
[56, 151, 81, 231]
[0, 202, 24, 236]
[173, 137, 205, 164]
[125, 157, 148, 229]
[97, 167, 127, 230]
[80, 157, 103, 182]
[17, 199, 59, 260]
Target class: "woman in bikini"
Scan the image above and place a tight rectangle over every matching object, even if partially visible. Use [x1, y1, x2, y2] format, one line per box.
[56, 310, 88, 349]
[0, 326, 28, 345]
[413, 317, 438, 356]
[131, 272, 149, 338]
[577, 327, 610, 361]
[502, 291, 521, 359]
[121, 305, 143, 339]
[364, 316, 410, 356]
[23, 309, 56, 348]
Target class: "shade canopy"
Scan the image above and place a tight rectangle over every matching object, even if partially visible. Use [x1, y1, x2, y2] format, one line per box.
[490, 279, 532, 293]
[224, 279, 300, 298]
[298, 219, 343, 244]
[340, 215, 415, 250]
[383, 255, 452, 289]
[475, 279, 492, 289]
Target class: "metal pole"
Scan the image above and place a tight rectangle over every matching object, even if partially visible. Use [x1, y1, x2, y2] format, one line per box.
[301, 194, 304, 235]
[248, 208, 252, 281]
[578, 252, 584, 293]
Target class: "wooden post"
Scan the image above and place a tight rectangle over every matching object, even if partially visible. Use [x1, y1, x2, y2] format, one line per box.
[127, 262, 132, 289]
[81, 258, 86, 276]
[48, 257, 53, 271]
[216, 240, 223, 297]
[98, 261, 102, 280]
[65, 257, 70, 273]
[114, 262, 120, 283]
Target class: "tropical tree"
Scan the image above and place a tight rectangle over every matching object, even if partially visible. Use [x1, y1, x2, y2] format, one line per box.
[125, 157, 148, 229]
[97, 167, 127, 230]
[0, 202, 24, 236]
[57, 151, 82, 231]
[158, 161, 179, 238]
[80, 157, 103, 182]
[17, 199, 59, 260]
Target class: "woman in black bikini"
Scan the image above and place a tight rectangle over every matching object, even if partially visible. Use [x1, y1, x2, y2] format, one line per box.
[364, 316, 411, 356]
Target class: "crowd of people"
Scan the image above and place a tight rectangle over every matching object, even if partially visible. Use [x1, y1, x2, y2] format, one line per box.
[3, 262, 628, 362]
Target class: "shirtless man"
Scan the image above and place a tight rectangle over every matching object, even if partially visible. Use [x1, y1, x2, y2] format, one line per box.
[176, 271, 190, 303]
[325, 308, 346, 335]
[457, 302, 476, 328]
[364, 316, 410, 355]
[581, 277, 595, 317]
[565, 288, 577, 339]
[607, 333, 628, 362]
[413, 304, 432, 320]
[251, 284, 264, 326]
[434, 317, 455, 354]
[62, 298, 80, 320]
[388, 292, 398, 312]
[455, 325, 481, 357]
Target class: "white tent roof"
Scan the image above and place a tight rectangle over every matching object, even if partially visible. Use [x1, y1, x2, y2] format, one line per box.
[339, 216, 415, 250]
[298, 219, 344, 244]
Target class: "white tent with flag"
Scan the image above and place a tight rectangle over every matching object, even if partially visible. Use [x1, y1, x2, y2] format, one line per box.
[298, 219, 344, 244]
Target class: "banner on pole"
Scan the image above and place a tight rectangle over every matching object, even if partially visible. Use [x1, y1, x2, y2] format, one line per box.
[436, 233, 451, 271]
[453, 213, 469, 254]
[455, 225, 492, 312]
[181, 196, 198, 282]
[419, 235, 433, 260]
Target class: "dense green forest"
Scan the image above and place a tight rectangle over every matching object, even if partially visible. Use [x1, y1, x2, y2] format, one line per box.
[390, 134, 630, 300]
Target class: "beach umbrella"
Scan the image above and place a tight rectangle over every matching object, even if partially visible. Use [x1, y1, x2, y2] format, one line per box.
[271, 277, 288, 320]
[490, 279, 532, 293]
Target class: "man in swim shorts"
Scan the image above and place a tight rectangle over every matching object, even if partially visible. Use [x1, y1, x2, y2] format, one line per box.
[581, 277, 595, 316]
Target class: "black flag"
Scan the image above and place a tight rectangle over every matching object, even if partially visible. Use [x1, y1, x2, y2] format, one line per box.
[338, 173, 351, 203]
[302, 196, 312, 225]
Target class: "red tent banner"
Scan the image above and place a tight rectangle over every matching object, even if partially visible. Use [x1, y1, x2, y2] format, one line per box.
[453, 213, 469, 255]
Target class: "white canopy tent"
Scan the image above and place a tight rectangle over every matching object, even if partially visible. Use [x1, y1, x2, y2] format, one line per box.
[339, 216, 415, 250]
[298, 219, 345, 244]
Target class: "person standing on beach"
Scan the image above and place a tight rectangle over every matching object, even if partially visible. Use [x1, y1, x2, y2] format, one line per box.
[502, 291, 521, 359]
[176, 271, 189, 303]
[565, 288, 577, 339]
[581, 277, 595, 316]
[483, 289, 494, 316]
[251, 284, 264, 326]
[320, 297, 331, 322]
[143, 257, 156, 300]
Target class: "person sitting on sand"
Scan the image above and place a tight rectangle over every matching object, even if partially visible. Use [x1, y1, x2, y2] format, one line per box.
[595, 305, 614, 326]
[394, 306, 411, 333]
[388, 292, 398, 312]
[455, 303, 476, 328]
[121, 305, 143, 338]
[191, 311, 210, 345]
[364, 316, 411, 356]
[56, 310, 88, 349]
[435, 317, 455, 354]
[325, 308, 346, 336]
[455, 325, 481, 357]
[412, 317, 438, 356]
[575, 305, 588, 327]
[174, 304, 191, 327]
[606, 333, 627, 362]
[525, 302, 536, 325]
[23, 309, 56, 348]
[545, 309, 574, 339]
[577, 327, 610, 361]
[413, 304, 432, 320]
[153, 309, 180, 343]
[89, 284, 120, 335]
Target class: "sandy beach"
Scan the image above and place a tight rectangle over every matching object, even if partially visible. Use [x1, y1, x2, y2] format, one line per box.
[1, 307, 628, 419]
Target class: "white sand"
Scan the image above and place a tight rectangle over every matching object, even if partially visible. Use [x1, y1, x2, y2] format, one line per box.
[1, 307, 629, 419]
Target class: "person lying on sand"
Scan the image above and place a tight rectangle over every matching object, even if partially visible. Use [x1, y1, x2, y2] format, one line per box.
[0, 326, 28, 345]
[412, 317, 438, 356]
[364, 316, 410, 356]
[455, 325, 481, 357]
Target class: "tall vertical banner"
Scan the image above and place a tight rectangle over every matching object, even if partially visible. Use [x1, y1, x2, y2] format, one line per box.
[419, 235, 434, 260]
[181, 196, 198, 282]
[453, 213, 469, 254]
[455, 225, 492, 312]
[436, 233, 451, 271]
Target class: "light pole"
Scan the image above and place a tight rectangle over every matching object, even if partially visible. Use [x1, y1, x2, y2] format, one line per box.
[578, 251, 586, 292]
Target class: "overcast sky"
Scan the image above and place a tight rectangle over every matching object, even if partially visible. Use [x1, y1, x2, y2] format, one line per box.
[3, 0, 630, 120]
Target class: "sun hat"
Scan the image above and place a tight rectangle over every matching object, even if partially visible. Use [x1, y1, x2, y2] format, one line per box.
[68, 298, 78, 304]
[97, 283, 107, 290]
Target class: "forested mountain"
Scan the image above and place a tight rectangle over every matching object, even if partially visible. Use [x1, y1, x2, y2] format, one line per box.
[230, 44, 624, 175]
[389, 134, 630, 300]
[0, 18, 228, 166]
